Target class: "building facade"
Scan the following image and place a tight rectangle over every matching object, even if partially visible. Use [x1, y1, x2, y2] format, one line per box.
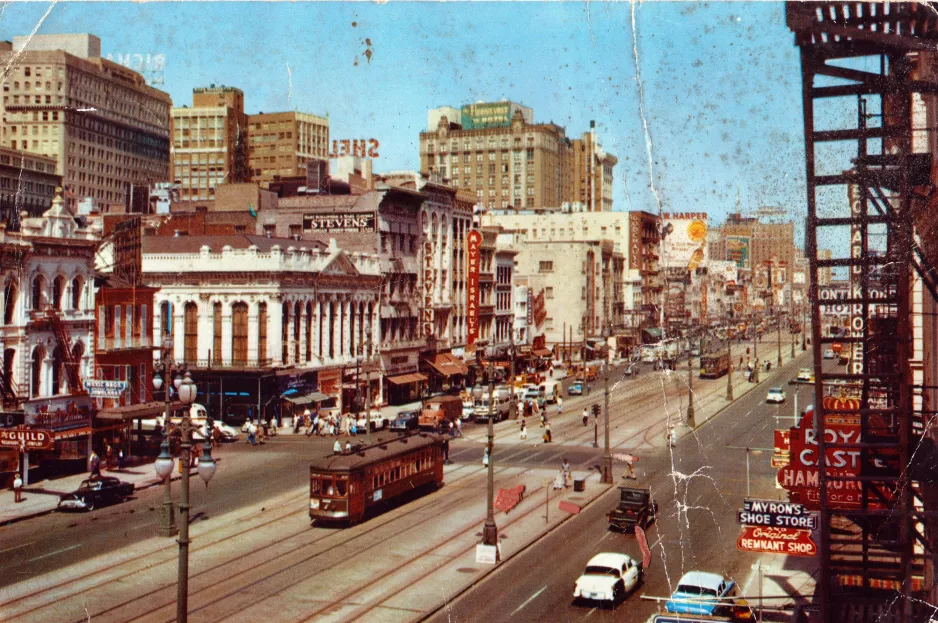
[248, 111, 329, 184]
[0, 34, 172, 212]
[0, 146, 61, 226]
[171, 86, 249, 202]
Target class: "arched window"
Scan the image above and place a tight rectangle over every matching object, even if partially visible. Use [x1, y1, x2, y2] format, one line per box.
[31, 345, 46, 397]
[304, 301, 312, 362]
[282, 302, 290, 363]
[258, 303, 268, 364]
[52, 275, 65, 311]
[231, 303, 248, 365]
[51, 344, 64, 395]
[71, 276, 83, 310]
[31, 274, 45, 310]
[293, 300, 301, 364]
[184, 302, 198, 364]
[71, 341, 84, 388]
[3, 279, 17, 325]
[159, 301, 172, 337]
[212, 302, 222, 364]
[2, 348, 14, 402]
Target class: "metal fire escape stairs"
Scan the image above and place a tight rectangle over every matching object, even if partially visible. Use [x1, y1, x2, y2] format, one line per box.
[788, 2, 938, 621]
[46, 307, 85, 395]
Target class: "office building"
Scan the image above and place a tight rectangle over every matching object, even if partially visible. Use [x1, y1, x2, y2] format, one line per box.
[247, 111, 329, 184]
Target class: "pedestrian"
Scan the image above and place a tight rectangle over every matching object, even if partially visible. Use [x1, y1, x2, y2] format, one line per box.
[482, 447, 489, 467]
[118, 447, 125, 471]
[104, 442, 113, 470]
[448, 420, 455, 437]
[212, 426, 223, 448]
[557, 396, 563, 415]
[561, 458, 572, 488]
[545, 421, 553, 443]
[89, 450, 101, 478]
[520, 419, 527, 440]
[586, 383, 592, 395]
[345, 440, 352, 453]
[455, 417, 463, 437]
[248, 421, 258, 446]
[666, 426, 676, 448]
[333, 439, 342, 454]
[13, 471, 23, 503]
[624, 454, 638, 480]
[261, 419, 269, 439]
[582, 407, 589, 427]
[540, 411, 546, 428]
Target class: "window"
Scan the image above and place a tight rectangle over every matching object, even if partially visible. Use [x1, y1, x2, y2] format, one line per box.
[232, 302, 248, 365]
[52, 276, 64, 311]
[546, 287, 554, 299]
[31, 274, 44, 310]
[539, 261, 554, 273]
[213, 302, 222, 364]
[71, 277, 83, 310]
[184, 303, 199, 363]
[3, 280, 17, 324]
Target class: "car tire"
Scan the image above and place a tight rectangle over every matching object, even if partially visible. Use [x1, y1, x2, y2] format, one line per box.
[82, 497, 94, 511]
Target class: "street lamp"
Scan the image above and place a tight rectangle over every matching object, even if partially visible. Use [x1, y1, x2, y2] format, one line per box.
[479, 343, 498, 555]
[601, 362, 612, 484]
[153, 340, 177, 538]
[751, 324, 760, 384]
[687, 337, 696, 429]
[776, 308, 782, 367]
[153, 366, 215, 623]
[726, 331, 734, 402]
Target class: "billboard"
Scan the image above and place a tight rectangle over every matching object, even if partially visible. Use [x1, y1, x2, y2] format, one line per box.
[661, 213, 708, 269]
[709, 260, 738, 286]
[466, 230, 483, 348]
[725, 235, 751, 270]
[302, 212, 376, 233]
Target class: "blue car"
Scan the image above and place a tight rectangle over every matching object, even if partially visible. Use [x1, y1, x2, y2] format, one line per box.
[568, 381, 584, 396]
[665, 571, 749, 619]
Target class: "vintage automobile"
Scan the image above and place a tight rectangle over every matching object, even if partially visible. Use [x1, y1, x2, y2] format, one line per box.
[57, 477, 134, 512]
[607, 486, 658, 532]
[568, 381, 585, 396]
[665, 571, 751, 619]
[572, 552, 643, 606]
[389, 409, 420, 433]
[765, 387, 786, 404]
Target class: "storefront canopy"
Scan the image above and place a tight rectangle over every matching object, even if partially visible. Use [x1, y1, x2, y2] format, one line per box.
[533, 348, 553, 357]
[97, 401, 187, 421]
[387, 372, 428, 385]
[283, 392, 331, 405]
[423, 353, 469, 377]
[642, 328, 663, 344]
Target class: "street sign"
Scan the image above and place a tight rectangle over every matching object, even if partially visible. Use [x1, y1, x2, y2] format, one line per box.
[736, 525, 817, 557]
[0, 427, 54, 451]
[736, 499, 817, 530]
[84, 379, 128, 398]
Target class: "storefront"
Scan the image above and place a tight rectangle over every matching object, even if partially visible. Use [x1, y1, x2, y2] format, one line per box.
[422, 353, 468, 393]
[385, 372, 427, 405]
[97, 400, 188, 459]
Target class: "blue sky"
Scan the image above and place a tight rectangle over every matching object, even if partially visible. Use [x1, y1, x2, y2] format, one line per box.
[1, 2, 812, 235]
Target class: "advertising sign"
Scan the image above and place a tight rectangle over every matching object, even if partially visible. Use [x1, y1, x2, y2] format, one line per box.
[772, 429, 790, 468]
[466, 230, 483, 348]
[83, 379, 128, 399]
[302, 212, 377, 233]
[0, 427, 54, 451]
[661, 213, 708, 269]
[736, 526, 817, 557]
[327, 138, 380, 159]
[725, 235, 751, 270]
[112, 216, 142, 286]
[736, 499, 817, 530]
[628, 212, 642, 270]
[423, 241, 435, 336]
[533, 289, 547, 328]
[526, 288, 534, 325]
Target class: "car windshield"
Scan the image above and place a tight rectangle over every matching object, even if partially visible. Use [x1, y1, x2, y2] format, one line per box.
[676, 584, 719, 597]
[584, 566, 619, 577]
[770, 388, 783, 393]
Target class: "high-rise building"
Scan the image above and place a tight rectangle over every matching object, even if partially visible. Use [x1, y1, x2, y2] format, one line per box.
[420, 101, 616, 212]
[247, 111, 329, 184]
[171, 85, 249, 202]
[0, 34, 172, 211]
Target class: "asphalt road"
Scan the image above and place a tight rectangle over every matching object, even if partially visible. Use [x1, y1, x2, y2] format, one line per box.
[428, 347, 820, 623]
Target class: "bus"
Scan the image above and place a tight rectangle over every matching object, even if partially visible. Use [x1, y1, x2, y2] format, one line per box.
[699, 354, 730, 379]
[309, 432, 445, 525]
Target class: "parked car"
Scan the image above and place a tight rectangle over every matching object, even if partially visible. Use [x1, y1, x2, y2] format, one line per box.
[57, 477, 134, 512]
[573, 552, 643, 606]
[607, 486, 657, 532]
[568, 381, 585, 396]
[356, 411, 390, 433]
[823, 349, 836, 359]
[665, 571, 750, 619]
[389, 409, 420, 432]
[765, 387, 786, 404]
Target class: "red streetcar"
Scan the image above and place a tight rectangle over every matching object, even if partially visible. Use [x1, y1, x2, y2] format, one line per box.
[309, 432, 445, 525]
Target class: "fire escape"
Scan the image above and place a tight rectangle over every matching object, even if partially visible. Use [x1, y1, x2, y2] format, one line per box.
[32, 307, 85, 395]
[788, 3, 938, 621]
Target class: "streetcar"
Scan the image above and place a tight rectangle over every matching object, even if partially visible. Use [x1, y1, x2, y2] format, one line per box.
[309, 432, 445, 525]
[699, 353, 730, 378]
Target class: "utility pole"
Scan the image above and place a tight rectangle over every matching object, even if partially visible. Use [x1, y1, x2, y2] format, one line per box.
[751, 324, 760, 384]
[365, 333, 372, 445]
[801, 304, 807, 351]
[777, 307, 782, 366]
[354, 342, 361, 437]
[726, 333, 734, 401]
[482, 354, 498, 552]
[509, 331, 517, 419]
[601, 362, 612, 484]
[562, 321, 566, 367]
[687, 341, 696, 428]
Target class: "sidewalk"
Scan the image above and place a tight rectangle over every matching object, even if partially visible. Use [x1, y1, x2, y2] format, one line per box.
[0, 459, 193, 526]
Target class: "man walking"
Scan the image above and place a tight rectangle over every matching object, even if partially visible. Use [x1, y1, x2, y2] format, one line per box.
[13, 471, 23, 503]
[582, 407, 589, 427]
[89, 450, 101, 478]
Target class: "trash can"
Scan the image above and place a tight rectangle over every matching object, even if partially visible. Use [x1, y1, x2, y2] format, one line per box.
[573, 472, 586, 492]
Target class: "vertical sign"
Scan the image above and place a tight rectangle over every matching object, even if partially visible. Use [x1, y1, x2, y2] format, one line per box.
[526, 287, 534, 326]
[466, 230, 483, 349]
[423, 241, 435, 336]
[629, 212, 642, 270]
[848, 185, 864, 375]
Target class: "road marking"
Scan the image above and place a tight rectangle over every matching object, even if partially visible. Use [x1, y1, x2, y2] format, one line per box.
[585, 607, 597, 617]
[27, 543, 81, 563]
[0, 541, 34, 554]
[510, 585, 547, 616]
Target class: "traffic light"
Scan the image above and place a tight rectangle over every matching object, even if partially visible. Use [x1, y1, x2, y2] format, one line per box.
[591, 404, 601, 418]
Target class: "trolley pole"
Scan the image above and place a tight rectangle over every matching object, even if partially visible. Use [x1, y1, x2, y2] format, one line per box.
[601, 362, 612, 484]
[483, 356, 498, 550]
[777, 309, 783, 366]
[726, 335, 734, 401]
[687, 345, 696, 429]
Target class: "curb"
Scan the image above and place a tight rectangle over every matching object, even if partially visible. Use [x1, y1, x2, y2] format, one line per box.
[419, 479, 616, 622]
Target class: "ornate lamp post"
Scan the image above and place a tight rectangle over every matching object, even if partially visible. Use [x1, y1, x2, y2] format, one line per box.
[153, 368, 215, 623]
[726, 331, 734, 401]
[478, 342, 498, 555]
[154, 336, 177, 537]
[601, 362, 612, 483]
[751, 323, 760, 384]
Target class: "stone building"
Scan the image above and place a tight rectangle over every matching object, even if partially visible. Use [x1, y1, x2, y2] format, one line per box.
[0, 146, 61, 227]
[248, 111, 329, 184]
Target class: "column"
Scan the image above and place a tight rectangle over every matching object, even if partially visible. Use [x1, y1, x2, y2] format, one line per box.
[299, 302, 309, 365]
[311, 298, 321, 363]
[221, 304, 233, 365]
[285, 300, 295, 364]
[247, 302, 260, 366]
[324, 299, 333, 362]
[341, 298, 351, 361]
[269, 298, 284, 366]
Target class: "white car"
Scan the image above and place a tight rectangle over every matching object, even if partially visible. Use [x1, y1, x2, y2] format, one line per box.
[823, 349, 836, 359]
[573, 553, 643, 606]
[195, 422, 241, 442]
[766, 387, 786, 404]
[355, 411, 389, 433]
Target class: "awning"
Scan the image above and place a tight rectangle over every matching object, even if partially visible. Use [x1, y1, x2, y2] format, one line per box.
[284, 392, 331, 405]
[533, 348, 553, 357]
[423, 353, 469, 377]
[387, 372, 428, 385]
[54, 426, 92, 440]
[97, 401, 187, 421]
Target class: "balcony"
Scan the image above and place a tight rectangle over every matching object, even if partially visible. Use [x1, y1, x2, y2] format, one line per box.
[95, 335, 153, 353]
[175, 357, 274, 371]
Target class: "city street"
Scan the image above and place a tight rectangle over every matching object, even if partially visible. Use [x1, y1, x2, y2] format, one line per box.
[0, 335, 818, 623]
